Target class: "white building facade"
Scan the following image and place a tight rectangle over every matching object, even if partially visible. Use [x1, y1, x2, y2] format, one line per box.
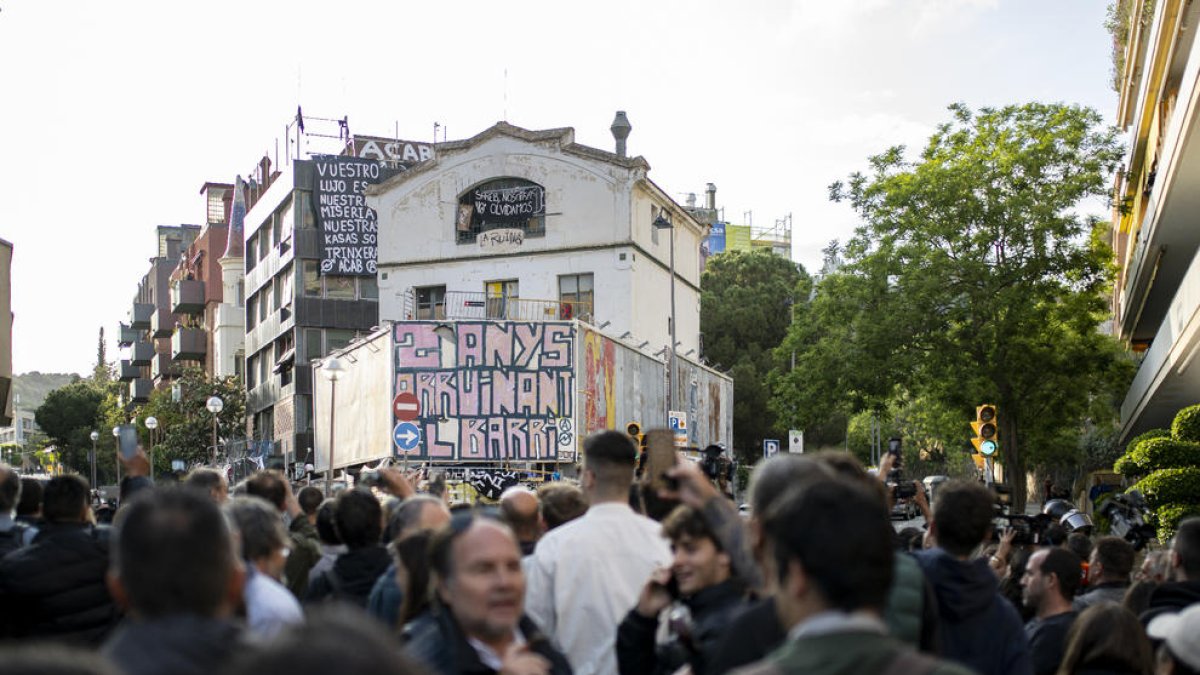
[367, 122, 707, 362]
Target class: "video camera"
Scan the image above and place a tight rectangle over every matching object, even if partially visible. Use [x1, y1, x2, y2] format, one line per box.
[1099, 490, 1156, 551]
[992, 513, 1053, 546]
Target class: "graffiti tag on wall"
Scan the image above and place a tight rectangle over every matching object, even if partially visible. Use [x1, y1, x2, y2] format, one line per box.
[393, 322, 576, 462]
[582, 329, 616, 434]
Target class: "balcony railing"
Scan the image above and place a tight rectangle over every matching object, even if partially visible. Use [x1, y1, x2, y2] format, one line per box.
[130, 341, 154, 366]
[117, 323, 140, 347]
[423, 290, 593, 323]
[172, 328, 207, 361]
[128, 378, 152, 403]
[130, 303, 154, 329]
[151, 352, 179, 380]
[118, 360, 139, 382]
[149, 308, 175, 338]
[171, 279, 205, 315]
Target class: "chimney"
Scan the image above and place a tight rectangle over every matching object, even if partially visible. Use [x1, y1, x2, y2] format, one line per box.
[705, 183, 717, 210]
[686, 193, 697, 208]
[610, 111, 631, 157]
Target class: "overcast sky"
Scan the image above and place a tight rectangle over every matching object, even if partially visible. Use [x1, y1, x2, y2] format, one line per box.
[1, 0, 1118, 376]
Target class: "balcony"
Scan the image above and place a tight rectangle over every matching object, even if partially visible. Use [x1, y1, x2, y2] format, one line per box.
[151, 352, 179, 380]
[171, 279, 205, 315]
[129, 341, 154, 366]
[172, 328, 207, 361]
[128, 378, 152, 403]
[117, 322, 140, 347]
[149, 308, 175, 338]
[118, 360, 139, 382]
[435, 290, 593, 323]
[130, 303, 154, 330]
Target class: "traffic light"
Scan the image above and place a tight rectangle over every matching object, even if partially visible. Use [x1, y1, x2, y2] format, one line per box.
[626, 422, 643, 447]
[971, 405, 999, 457]
[627, 422, 647, 478]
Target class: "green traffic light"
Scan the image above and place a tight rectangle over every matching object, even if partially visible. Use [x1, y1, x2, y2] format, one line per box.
[980, 440, 997, 456]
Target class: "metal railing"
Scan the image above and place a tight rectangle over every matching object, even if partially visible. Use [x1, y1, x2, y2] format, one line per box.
[403, 289, 592, 323]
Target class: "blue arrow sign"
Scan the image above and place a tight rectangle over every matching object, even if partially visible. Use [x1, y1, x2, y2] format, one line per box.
[393, 422, 422, 451]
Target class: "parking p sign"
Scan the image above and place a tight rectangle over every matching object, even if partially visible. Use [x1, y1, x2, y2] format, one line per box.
[763, 439, 780, 458]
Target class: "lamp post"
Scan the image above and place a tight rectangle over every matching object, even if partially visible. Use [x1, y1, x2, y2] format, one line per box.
[112, 426, 121, 483]
[206, 396, 224, 465]
[144, 416, 158, 479]
[89, 430, 99, 490]
[323, 357, 346, 497]
[653, 214, 677, 420]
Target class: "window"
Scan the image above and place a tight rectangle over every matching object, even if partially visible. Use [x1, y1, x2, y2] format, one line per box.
[304, 328, 323, 362]
[234, 350, 245, 380]
[302, 261, 321, 297]
[456, 178, 546, 244]
[246, 234, 258, 271]
[272, 198, 289, 250]
[559, 273, 594, 321]
[246, 354, 257, 389]
[360, 276, 378, 300]
[247, 295, 258, 329]
[485, 280, 518, 319]
[326, 275, 354, 300]
[295, 396, 310, 432]
[258, 283, 269, 322]
[258, 223, 270, 261]
[258, 348, 269, 385]
[416, 286, 446, 320]
[272, 276, 282, 311]
[297, 190, 315, 230]
[326, 329, 354, 353]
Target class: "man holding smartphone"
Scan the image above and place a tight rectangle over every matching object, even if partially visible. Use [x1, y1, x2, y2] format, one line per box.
[616, 504, 748, 675]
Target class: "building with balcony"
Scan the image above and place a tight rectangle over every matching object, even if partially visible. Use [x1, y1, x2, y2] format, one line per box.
[1110, 0, 1200, 441]
[239, 115, 432, 464]
[117, 226, 200, 403]
[368, 114, 708, 363]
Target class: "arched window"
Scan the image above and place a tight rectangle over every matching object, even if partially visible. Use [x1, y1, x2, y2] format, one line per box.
[456, 178, 546, 244]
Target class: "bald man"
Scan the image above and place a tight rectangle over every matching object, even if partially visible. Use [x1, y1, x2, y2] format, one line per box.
[499, 487, 542, 556]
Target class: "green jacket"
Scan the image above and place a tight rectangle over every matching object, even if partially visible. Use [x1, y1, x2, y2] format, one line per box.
[732, 631, 973, 675]
[285, 516, 322, 599]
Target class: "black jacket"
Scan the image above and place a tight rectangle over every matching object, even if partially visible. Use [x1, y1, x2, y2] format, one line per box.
[1026, 611, 1077, 675]
[706, 596, 787, 673]
[304, 544, 391, 607]
[1140, 580, 1200, 626]
[914, 548, 1033, 675]
[0, 521, 120, 644]
[103, 615, 245, 675]
[404, 607, 572, 675]
[617, 579, 747, 675]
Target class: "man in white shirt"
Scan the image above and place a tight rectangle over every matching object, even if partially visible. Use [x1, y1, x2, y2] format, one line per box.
[226, 496, 303, 640]
[525, 431, 671, 675]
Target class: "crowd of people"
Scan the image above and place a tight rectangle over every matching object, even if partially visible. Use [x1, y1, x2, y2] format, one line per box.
[0, 429, 1197, 675]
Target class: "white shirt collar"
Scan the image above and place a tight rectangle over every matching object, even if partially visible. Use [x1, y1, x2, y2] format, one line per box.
[467, 627, 526, 670]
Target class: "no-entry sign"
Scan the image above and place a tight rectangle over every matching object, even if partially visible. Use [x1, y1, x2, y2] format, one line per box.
[393, 392, 420, 421]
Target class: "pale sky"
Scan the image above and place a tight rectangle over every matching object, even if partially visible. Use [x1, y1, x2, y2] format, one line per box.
[1, 0, 1118, 376]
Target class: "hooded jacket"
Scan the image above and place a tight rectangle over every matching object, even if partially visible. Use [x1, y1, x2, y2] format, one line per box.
[1139, 580, 1200, 626]
[304, 544, 391, 608]
[913, 547, 1033, 675]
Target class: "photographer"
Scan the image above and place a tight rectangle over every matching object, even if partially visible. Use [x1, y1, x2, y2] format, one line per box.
[616, 504, 748, 675]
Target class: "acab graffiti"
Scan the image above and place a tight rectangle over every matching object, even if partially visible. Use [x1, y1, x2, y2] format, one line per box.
[394, 322, 575, 461]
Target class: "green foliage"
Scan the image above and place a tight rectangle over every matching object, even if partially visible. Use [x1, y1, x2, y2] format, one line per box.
[701, 249, 810, 464]
[1105, 0, 1158, 91]
[771, 103, 1130, 509]
[1171, 404, 1200, 442]
[1133, 467, 1200, 509]
[34, 381, 105, 477]
[1155, 503, 1200, 543]
[1115, 437, 1200, 477]
[1127, 428, 1171, 451]
[139, 367, 246, 473]
[13, 372, 81, 413]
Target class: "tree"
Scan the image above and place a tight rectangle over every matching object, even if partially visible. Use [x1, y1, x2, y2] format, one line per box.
[34, 381, 105, 480]
[771, 103, 1134, 511]
[138, 367, 246, 474]
[700, 249, 810, 463]
[93, 327, 109, 383]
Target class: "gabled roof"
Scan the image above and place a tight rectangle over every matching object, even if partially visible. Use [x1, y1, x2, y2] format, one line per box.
[368, 121, 651, 195]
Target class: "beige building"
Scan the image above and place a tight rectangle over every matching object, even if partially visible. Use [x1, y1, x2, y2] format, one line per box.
[1110, 0, 1200, 440]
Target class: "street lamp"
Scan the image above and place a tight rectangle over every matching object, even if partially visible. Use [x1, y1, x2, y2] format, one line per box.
[89, 430, 99, 490]
[112, 426, 121, 483]
[322, 356, 345, 497]
[144, 416, 158, 479]
[653, 213, 677, 420]
[206, 396, 224, 465]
